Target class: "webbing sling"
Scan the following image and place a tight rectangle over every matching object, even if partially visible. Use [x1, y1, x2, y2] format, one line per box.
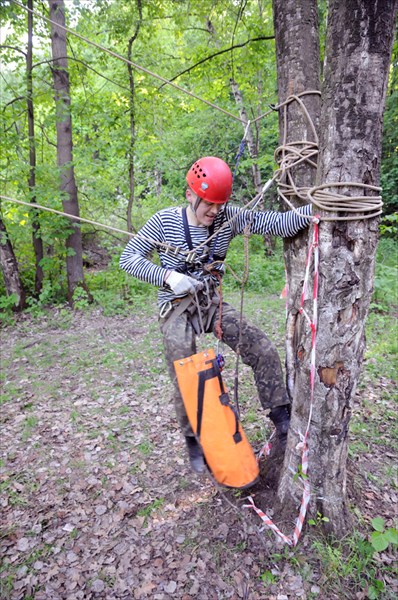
[181, 207, 225, 264]
[197, 358, 242, 443]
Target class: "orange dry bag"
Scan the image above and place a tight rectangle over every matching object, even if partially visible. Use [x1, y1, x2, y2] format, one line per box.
[174, 348, 259, 489]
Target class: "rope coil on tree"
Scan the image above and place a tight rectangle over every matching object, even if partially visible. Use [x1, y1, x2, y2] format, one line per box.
[308, 182, 383, 220]
[271, 93, 383, 220]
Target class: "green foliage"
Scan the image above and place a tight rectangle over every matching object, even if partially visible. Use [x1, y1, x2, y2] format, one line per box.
[0, 293, 18, 326]
[86, 252, 153, 315]
[381, 38, 398, 214]
[379, 213, 398, 238]
[311, 526, 396, 600]
[371, 238, 398, 313]
[224, 236, 285, 295]
[308, 512, 329, 527]
[370, 517, 398, 553]
[259, 570, 278, 585]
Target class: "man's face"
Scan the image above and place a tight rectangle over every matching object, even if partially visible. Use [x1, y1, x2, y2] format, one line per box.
[186, 189, 225, 226]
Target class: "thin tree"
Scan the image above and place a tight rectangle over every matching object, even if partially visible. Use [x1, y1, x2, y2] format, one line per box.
[0, 214, 26, 310]
[274, 0, 397, 535]
[48, 0, 89, 303]
[27, 0, 44, 295]
[126, 0, 142, 232]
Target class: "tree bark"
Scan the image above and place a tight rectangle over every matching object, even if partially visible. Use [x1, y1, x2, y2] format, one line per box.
[27, 0, 44, 296]
[126, 0, 142, 232]
[48, 0, 88, 304]
[0, 216, 26, 310]
[276, 0, 398, 536]
[272, 0, 321, 398]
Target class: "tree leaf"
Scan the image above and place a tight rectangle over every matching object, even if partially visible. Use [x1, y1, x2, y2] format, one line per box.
[371, 517, 385, 532]
[385, 527, 398, 545]
[370, 531, 389, 552]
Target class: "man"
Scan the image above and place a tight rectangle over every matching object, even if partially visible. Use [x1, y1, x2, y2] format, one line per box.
[120, 156, 311, 474]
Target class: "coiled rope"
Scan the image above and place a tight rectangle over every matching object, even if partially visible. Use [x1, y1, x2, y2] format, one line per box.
[272, 92, 383, 220]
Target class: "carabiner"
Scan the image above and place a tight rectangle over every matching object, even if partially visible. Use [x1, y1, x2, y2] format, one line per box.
[159, 301, 173, 319]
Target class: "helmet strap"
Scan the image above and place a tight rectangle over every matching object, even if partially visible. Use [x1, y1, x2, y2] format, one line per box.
[192, 197, 202, 214]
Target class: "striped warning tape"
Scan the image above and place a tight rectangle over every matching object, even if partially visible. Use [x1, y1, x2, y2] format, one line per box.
[244, 218, 320, 546]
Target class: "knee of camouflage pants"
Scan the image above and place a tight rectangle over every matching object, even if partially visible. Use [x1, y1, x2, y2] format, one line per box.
[213, 302, 290, 410]
[160, 310, 196, 437]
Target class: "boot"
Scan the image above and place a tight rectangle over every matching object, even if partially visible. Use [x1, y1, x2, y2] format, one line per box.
[185, 436, 206, 474]
[269, 405, 291, 446]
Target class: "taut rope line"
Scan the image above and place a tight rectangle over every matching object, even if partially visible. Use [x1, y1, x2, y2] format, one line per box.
[0, 180, 275, 261]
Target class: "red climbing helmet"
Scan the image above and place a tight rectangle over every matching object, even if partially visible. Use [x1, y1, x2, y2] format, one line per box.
[186, 157, 233, 204]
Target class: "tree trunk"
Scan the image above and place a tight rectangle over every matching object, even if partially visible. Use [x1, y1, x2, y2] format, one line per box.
[272, 0, 321, 398]
[0, 216, 26, 310]
[276, 0, 397, 537]
[230, 78, 275, 253]
[126, 0, 142, 232]
[230, 78, 262, 194]
[27, 0, 44, 296]
[48, 0, 88, 304]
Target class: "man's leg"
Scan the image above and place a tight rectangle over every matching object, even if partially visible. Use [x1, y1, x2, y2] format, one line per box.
[160, 311, 205, 472]
[213, 302, 290, 442]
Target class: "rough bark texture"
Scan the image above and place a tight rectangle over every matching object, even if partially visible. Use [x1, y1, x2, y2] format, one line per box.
[126, 0, 142, 231]
[276, 0, 397, 536]
[272, 0, 321, 397]
[0, 217, 26, 310]
[49, 0, 87, 303]
[27, 0, 44, 295]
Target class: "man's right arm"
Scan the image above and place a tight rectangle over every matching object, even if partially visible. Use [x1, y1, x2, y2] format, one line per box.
[119, 214, 169, 286]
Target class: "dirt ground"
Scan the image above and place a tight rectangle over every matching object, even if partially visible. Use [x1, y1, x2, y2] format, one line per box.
[0, 304, 397, 599]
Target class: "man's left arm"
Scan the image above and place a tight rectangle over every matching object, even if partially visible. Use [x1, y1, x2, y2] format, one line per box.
[249, 205, 312, 238]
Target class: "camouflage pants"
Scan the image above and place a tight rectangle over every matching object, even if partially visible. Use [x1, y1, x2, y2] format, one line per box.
[160, 301, 290, 437]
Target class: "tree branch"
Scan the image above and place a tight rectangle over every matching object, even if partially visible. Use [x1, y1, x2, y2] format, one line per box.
[31, 56, 131, 92]
[0, 44, 27, 57]
[159, 36, 274, 88]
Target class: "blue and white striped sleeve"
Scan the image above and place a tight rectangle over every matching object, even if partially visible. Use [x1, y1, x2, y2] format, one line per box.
[119, 213, 168, 286]
[232, 204, 312, 238]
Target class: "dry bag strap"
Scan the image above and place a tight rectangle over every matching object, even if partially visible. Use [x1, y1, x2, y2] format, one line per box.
[197, 359, 242, 443]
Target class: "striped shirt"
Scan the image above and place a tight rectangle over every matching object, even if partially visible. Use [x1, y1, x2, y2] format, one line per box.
[119, 203, 312, 306]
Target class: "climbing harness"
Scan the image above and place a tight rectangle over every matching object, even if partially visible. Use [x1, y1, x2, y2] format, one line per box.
[158, 205, 223, 334]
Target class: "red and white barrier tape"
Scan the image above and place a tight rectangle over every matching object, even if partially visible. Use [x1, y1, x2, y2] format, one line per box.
[245, 217, 320, 546]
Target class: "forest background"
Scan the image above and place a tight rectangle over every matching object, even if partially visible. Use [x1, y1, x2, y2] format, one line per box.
[0, 0, 396, 314]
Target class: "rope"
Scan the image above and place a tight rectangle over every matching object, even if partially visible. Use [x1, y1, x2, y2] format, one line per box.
[272, 93, 383, 220]
[0, 179, 274, 265]
[308, 182, 383, 220]
[11, 0, 244, 125]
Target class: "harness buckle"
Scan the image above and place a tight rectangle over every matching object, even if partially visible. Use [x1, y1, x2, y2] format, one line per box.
[159, 301, 173, 319]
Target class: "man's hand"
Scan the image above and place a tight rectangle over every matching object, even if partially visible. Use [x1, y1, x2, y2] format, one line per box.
[164, 271, 202, 295]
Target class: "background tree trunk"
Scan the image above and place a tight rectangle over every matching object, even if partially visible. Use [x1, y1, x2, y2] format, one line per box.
[27, 0, 44, 296]
[276, 0, 397, 536]
[0, 216, 26, 310]
[126, 0, 142, 232]
[230, 78, 262, 194]
[48, 0, 87, 304]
